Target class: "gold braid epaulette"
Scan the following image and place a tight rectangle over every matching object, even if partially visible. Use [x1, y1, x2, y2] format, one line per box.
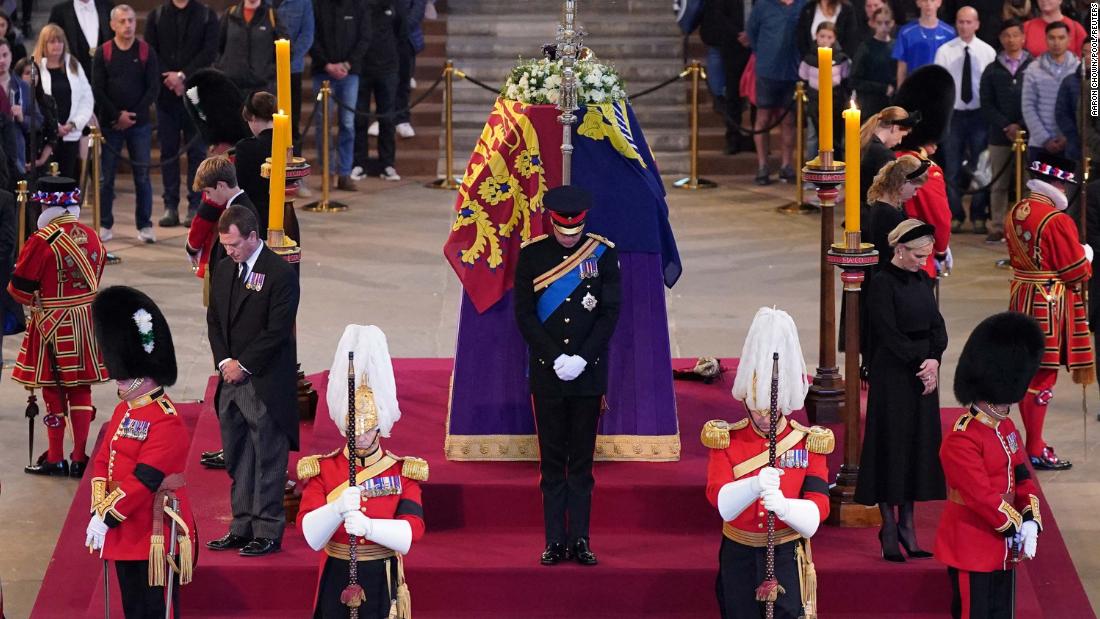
[790, 421, 834, 454]
[296, 448, 340, 481]
[701, 419, 746, 449]
[399, 456, 429, 482]
[586, 232, 615, 248]
[521, 234, 548, 248]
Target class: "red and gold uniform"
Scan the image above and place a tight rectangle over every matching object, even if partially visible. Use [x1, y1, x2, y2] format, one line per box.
[703, 417, 833, 619]
[90, 387, 196, 616]
[10, 211, 109, 468]
[898, 148, 952, 279]
[1005, 191, 1092, 459]
[935, 409, 1042, 617]
[184, 195, 226, 280]
[297, 447, 427, 619]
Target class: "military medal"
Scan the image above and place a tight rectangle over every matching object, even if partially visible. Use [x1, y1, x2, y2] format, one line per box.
[360, 474, 403, 498]
[1005, 432, 1019, 454]
[245, 272, 265, 291]
[778, 448, 808, 469]
[119, 416, 150, 441]
[580, 257, 599, 279]
[582, 292, 597, 311]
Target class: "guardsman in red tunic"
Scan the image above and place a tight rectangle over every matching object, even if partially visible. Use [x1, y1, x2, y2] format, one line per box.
[703, 307, 833, 619]
[937, 312, 1045, 618]
[896, 147, 953, 278]
[84, 286, 196, 618]
[1005, 153, 1093, 470]
[10, 176, 109, 477]
[298, 325, 426, 619]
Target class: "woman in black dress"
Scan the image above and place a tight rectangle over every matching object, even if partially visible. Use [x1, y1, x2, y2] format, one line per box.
[858, 105, 916, 220]
[855, 218, 947, 563]
[866, 154, 928, 271]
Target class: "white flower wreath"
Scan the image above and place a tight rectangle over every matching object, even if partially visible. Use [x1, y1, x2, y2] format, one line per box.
[501, 53, 628, 106]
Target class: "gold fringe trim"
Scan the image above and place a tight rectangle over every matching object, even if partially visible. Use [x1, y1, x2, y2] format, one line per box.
[386, 560, 398, 619]
[797, 539, 817, 619]
[297, 455, 321, 481]
[176, 534, 193, 585]
[148, 535, 166, 587]
[400, 456, 429, 482]
[1072, 364, 1096, 386]
[443, 433, 682, 462]
[396, 554, 411, 619]
[700, 420, 731, 449]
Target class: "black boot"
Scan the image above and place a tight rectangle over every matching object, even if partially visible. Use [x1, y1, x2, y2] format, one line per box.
[69, 458, 89, 478]
[897, 502, 933, 559]
[878, 503, 904, 562]
[25, 451, 69, 477]
[540, 542, 567, 565]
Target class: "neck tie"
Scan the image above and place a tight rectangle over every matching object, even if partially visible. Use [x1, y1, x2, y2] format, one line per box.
[961, 46, 973, 104]
[239, 263, 249, 284]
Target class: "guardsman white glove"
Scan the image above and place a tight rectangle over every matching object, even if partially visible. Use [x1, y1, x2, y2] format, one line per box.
[557, 355, 588, 381]
[762, 487, 822, 538]
[337, 486, 362, 516]
[85, 513, 108, 552]
[1020, 520, 1039, 559]
[303, 487, 364, 551]
[754, 467, 783, 493]
[344, 511, 373, 538]
[1083, 244, 1094, 263]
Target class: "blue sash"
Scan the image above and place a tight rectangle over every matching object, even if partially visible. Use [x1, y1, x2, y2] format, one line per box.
[536, 243, 606, 323]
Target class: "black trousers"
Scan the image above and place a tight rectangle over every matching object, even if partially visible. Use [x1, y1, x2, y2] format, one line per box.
[51, 140, 80, 181]
[395, 42, 415, 125]
[948, 567, 1014, 619]
[716, 538, 802, 619]
[156, 95, 207, 216]
[355, 71, 399, 169]
[115, 559, 180, 618]
[291, 72, 303, 156]
[313, 556, 396, 619]
[532, 394, 600, 545]
[718, 42, 751, 146]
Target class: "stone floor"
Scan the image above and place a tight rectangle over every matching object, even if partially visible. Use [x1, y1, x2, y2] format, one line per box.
[1, 171, 1098, 617]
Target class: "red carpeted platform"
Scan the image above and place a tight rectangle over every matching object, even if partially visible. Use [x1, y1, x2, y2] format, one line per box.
[32, 359, 1095, 618]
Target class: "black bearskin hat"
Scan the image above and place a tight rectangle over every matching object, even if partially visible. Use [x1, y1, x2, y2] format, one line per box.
[184, 69, 252, 147]
[893, 65, 955, 151]
[92, 286, 177, 386]
[953, 312, 1044, 405]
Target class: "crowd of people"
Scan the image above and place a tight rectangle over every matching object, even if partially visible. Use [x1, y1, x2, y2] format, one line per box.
[0, 0, 432, 245]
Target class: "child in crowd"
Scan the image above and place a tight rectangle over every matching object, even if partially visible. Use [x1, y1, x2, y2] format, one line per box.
[892, 0, 954, 85]
[851, 5, 896, 119]
[798, 22, 851, 157]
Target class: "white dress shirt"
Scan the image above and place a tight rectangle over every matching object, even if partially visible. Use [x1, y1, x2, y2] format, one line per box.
[73, 0, 100, 52]
[934, 36, 996, 111]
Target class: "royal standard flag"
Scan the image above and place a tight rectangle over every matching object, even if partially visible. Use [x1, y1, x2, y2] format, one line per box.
[443, 99, 562, 313]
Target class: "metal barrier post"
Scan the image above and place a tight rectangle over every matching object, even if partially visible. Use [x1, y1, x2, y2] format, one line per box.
[427, 60, 461, 190]
[303, 80, 348, 212]
[88, 126, 120, 264]
[674, 60, 717, 189]
[779, 82, 814, 213]
[1013, 129, 1027, 204]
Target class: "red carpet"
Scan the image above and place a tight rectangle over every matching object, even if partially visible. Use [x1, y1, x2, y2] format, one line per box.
[32, 359, 1095, 618]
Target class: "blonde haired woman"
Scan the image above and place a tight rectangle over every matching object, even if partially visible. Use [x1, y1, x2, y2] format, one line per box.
[33, 23, 92, 182]
[866, 154, 929, 269]
[855, 218, 947, 563]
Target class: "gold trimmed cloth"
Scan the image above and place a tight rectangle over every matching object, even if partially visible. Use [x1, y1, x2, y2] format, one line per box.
[443, 432, 682, 462]
[324, 541, 398, 562]
[722, 522, 802, 547]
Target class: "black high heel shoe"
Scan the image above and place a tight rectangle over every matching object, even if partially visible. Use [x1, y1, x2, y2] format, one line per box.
[897, 530, 934, 559]
[878, 529, 905, 563]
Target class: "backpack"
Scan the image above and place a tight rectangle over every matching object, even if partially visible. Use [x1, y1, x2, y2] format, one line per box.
[102, 39, 149, 67]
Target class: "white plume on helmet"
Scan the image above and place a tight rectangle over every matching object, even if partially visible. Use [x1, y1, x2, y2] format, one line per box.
[731, 307, 809, 415]
[327, 324, 401, 438]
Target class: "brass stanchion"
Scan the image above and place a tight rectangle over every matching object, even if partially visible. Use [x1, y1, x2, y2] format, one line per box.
[1013, 129, 1027, 204]
[426, 60, 461, 190]
[303, 80, 348, 212]
[15, 179, 27, 253]
[88, 126, 120, 265]
[674, 60, 717, 189]
[778, 82, 815, 213]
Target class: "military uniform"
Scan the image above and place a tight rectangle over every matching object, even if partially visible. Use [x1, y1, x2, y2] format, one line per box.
[1005, 158, 1092, 468]
[90, 388, 196, 617]
[897, 148, 952, 278]
[938, 311, 1047, 619]
[704, 418, 833, 619]
[297, 448, 427, 619]
[85, 285, 194, 618]
[10, 178, 109, 476]
[513, 226, 621, 557]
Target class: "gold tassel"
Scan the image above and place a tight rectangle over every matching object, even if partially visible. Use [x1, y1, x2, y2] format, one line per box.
[700, 420, 731, 449]
[177, 534, 194, 585]
[1072, 364, 1096, 386]
[396, 555, 411, 619]
[797, 540, 818, 619]
[148, 535, 165, 587]
[385, 559, 398, 619]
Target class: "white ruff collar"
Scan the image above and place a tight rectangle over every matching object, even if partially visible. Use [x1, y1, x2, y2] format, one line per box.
[1027, 179, 1068, 211]
[37, 206, 80, 229]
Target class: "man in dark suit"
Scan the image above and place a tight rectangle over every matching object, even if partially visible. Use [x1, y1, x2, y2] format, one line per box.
[47, 0, 113, 76]
[205, 204, 300, 557]
[513, 185, 620, 567]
